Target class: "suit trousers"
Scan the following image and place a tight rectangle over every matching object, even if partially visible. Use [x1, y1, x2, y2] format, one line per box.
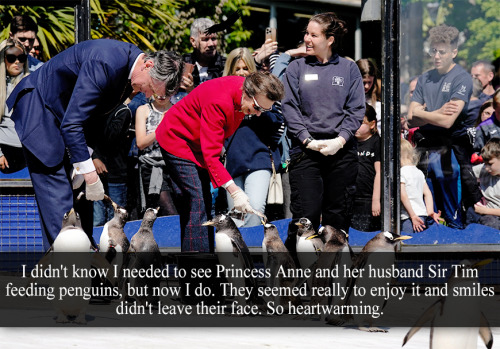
[23, 148, 95, 250]
[161, 149, 212, 252]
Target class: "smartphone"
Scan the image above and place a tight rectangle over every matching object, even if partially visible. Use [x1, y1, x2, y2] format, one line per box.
[265, 27, 277, 42]
[182, 63, 194, 79]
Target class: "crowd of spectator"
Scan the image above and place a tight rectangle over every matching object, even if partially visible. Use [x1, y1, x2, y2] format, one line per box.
[1, 13, 500, 251]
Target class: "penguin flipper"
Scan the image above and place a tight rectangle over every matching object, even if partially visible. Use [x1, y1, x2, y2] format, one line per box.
[91, 253, 118, 286]
[402, 299, 442, 346]
[479, 312, 493, 349]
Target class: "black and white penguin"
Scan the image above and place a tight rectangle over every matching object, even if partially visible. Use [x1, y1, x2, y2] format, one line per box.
[307, 226, 351, 320]
[403, 259, 493, 349]
[340, 231, 411, 331]
[99, 194, 130, 256]
[125, 207, 162, 306]
[296, 218, 324, 269]
[203, 214, 258, 306]
[262, 220, 301, 308]
[31, 208, 115, 324]
[99, 195, 129, 281]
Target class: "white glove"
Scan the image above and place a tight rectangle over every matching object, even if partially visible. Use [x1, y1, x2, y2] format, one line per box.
[306, 139, 325, 152]
[71, 169, 85, 190]
[230, 189, 254, 213]
[86, 176, 105, 201]
[319, 137, 344, 156]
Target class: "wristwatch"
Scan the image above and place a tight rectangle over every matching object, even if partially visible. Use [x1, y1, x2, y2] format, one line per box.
[304, 137, 314, 147]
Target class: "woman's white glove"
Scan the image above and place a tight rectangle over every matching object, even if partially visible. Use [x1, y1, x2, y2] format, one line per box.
[306, 139, 325, 152]
[230, 189, 254, 213]
[319, 137, 344, 156]
[86, 177, 105, 201]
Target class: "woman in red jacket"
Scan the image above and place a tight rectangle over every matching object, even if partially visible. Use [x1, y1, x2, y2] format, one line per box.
[156, 71, 284, 252]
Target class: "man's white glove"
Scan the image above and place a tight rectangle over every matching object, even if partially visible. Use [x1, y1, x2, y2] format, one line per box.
[306, 139, 325, 152]
[319, 137, 344, 156]
[86, 177, 105, 201]
[71, 168, 85, 190]
[230, 189, 254, 213]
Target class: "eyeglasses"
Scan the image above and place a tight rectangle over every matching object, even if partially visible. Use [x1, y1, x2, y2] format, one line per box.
[5, 54, 27, 64]
[252, 96, 272, 112]
[16, 37, 35, 45]
[428, 48, 449, 57]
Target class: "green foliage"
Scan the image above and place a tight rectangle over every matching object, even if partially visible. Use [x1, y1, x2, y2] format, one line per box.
[0, 0, 250, 61]
[458, 0, 500, 63]
[411, 0, 500, 65]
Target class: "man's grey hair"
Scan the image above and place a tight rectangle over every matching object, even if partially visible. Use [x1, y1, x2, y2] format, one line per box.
[472, 60, 495, 74]
[144, 51, 184, 97]
[190, 18, 214, 39]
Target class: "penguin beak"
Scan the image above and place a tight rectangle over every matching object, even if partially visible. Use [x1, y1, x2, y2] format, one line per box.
[395, 235, 412, 241]
[473, 259, 493, 268]
[306, 234, 319, 240]
[295, 222, 303, 227]
[202, 220, 215, 226]
[68, 208, 75, 215]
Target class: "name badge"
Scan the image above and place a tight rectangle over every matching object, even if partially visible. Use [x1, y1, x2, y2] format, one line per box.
[304, 74, 318, 81]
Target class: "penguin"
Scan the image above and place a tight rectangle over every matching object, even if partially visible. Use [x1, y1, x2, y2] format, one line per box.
[336, 231, 411, 331]
[203, 214, 258, 306]
[295, 218, 323, 291]
[99, 194, 130, 256]
[125, 207, 162, 306]
[305, 226, 351, 320]
[262, 220, 301, 308]
[99, 195, 129, 289]
[403, 259, 493, 349]
[30, 208, 115, 324]
[296, 218, 324, 269]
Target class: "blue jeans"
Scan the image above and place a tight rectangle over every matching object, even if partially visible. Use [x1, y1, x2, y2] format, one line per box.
[93, 182, 127, 226]
[227, 169, 271, 227]
[426, 150, 463, 229]
[161, 150, 212, 252]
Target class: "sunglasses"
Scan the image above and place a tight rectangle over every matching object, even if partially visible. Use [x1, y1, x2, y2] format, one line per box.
[427, 48, 449, 57]
[16, 37, 35, 44]
[5, 54, 27, 64]
[252, 96, 272, 112]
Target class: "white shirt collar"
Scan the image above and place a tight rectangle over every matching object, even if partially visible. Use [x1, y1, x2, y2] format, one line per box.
[129, 53, 144, 80]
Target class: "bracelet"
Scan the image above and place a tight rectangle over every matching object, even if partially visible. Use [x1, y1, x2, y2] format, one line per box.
[304, 137, 314, 147]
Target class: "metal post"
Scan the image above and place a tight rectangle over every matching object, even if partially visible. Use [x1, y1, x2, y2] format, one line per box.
[381, 0, 400, 233]
[74, 0, 90, 43]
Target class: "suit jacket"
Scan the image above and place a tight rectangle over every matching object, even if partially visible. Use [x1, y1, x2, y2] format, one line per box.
[155, 76, 245, 188]
[7, 39, 142, 167]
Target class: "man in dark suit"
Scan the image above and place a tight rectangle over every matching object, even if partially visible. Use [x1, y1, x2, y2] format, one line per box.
[7, 39, 183, 250]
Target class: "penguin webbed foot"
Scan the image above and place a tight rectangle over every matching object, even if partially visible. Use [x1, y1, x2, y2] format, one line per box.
[72, 313, 87, 325]
[55, 313, 70, 324]
[357, 326, 388, 333]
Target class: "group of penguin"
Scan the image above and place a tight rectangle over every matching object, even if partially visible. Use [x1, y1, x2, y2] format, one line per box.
[204, 213, 493, 349]
[33, 193, 161, 324]
[32, 201, 494, 348]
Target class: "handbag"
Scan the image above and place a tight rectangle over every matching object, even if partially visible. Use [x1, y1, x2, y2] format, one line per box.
[267, 149, 284, 205]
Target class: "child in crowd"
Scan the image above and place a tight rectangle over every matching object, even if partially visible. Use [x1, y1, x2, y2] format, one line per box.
[400, 139, 440, 233]
[135, 94, 177, 217]
[467, 138, 500, 229]
[351, 104, 381, 231]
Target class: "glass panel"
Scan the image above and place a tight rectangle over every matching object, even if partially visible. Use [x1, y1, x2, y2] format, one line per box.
[399, 0, 500, 232]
